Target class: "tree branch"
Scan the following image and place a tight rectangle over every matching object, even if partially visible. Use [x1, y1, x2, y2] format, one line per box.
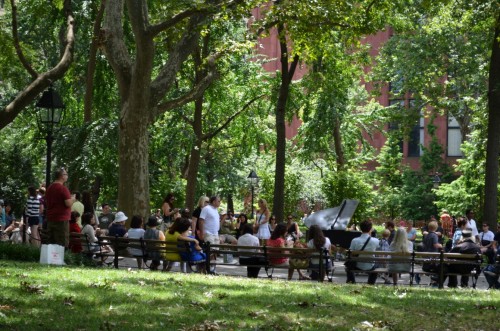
[10, 0, 38, 79]
[0, 2, 75, 130]
[84, 0, 106, 122]
[101, 0, 133, 96]
[148, 8, 203, 37]
[202, 94, 266, 140]
[152, 70, 217, 122]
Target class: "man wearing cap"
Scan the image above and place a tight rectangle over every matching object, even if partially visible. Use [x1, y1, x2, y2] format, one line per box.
[446, 230, 481, 288]
[108, 211, 128, 237]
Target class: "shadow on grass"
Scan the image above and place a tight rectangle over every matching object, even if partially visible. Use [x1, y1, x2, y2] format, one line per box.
[0, 261, 499, 330]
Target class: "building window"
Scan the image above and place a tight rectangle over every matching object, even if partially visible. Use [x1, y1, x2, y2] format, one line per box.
[447, 115, 463, 157]
[389, 100, 404, 152]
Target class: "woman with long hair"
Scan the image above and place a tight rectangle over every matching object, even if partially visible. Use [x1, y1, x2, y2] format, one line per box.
[236, 213, 248, 238]
[306, 225, 332, 280]
[255, 199, 271, 245]
[388, 227, 413, 285]
[267, 223, 309, 280]
[161, 193, 178, 230]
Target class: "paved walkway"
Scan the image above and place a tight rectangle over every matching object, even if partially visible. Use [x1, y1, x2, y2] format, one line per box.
[115, 257, 492, 290]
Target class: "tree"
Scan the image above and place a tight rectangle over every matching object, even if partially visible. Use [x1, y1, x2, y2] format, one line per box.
[253, 0, 404, 222]
[100, 1, 258, 218]
[0, 0, 75, 129]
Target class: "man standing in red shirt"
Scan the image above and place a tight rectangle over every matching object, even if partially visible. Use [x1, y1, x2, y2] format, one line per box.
[45, 168, 75, 247]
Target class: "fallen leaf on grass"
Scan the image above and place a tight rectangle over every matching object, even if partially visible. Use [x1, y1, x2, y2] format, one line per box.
[63, 297, 74, 306]
[475, 304, 497, 310]
[179, 320, 221, 331]
[248, 310, 267, 318]
[20, 281, 44, 294]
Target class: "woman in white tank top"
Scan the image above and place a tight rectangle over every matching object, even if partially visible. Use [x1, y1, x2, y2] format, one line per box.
[255, 199, 271, 244]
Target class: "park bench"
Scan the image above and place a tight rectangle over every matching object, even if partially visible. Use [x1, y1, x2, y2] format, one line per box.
[344, 249, 482, 288]
[203, 242, 333, 282]
[69, 233, 204, 270]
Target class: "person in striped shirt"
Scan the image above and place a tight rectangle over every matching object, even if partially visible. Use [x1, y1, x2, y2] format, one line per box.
[26, 186, 42, 247]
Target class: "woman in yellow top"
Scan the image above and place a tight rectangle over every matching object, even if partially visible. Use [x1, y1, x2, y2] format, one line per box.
[164, 217, 202, 272]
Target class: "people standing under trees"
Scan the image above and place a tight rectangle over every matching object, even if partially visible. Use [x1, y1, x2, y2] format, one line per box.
[25, 186, 42, 247]
[81, 191, 96, 217]
[45, 168, 74, 247]
[198, 196, 221, 274]
[38, 187, 47, 229]
[191, 196, 209, 241]
[255, 199, 271, 245]
[268, 215, 277, 233]
[465, 209, 479, 242]
[161, 193, 179, 231]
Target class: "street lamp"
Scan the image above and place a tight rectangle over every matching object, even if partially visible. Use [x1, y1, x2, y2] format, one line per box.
[247, 170, 259, 219]
[36, 86, 65, 188]
[432, 172, 441, 189]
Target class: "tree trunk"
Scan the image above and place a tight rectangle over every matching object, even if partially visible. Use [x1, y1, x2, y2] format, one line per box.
[333, 117, 345, 170]
[117, 101, 151, 225]
[483, 14, 500, 232]
[273, 24, 298, 223]
[185, 97, 204, 210]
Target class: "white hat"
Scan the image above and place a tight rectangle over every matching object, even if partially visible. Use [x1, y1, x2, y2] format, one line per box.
[113, 211, 128, 223]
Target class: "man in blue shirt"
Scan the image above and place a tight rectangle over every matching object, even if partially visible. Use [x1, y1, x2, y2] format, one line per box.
[346, 220, 380, 285]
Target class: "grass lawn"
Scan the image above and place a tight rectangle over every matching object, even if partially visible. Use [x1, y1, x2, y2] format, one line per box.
[0, 260, 499, 330]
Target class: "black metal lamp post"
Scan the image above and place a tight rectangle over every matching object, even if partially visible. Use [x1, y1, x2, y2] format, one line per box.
[247, 170, 259, 220]
[432, 172, 441, 189]
[36, 86, 65, 188]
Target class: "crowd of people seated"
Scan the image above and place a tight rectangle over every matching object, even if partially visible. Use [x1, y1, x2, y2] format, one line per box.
[3, 190, 500, 288]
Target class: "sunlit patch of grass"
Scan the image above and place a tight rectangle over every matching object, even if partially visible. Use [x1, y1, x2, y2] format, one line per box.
[0, 260, 498, 330]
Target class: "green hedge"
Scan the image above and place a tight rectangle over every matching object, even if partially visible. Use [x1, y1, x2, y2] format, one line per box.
[0, 242, 40, 262]
[0, 242, 97, 267]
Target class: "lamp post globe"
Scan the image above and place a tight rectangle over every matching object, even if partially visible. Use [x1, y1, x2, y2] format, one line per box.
[247, 170, 259, 220]
[36, 86, 65, 188]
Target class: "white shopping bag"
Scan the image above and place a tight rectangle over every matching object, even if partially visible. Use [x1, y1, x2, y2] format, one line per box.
[40, 244, 65, 265]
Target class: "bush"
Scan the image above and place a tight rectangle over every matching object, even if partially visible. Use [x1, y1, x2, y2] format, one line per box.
[0, 242, 40, 262]
[0, 242, 98, 267]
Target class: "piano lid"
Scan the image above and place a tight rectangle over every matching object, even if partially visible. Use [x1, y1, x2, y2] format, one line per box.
[304, 199, 359, 230]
